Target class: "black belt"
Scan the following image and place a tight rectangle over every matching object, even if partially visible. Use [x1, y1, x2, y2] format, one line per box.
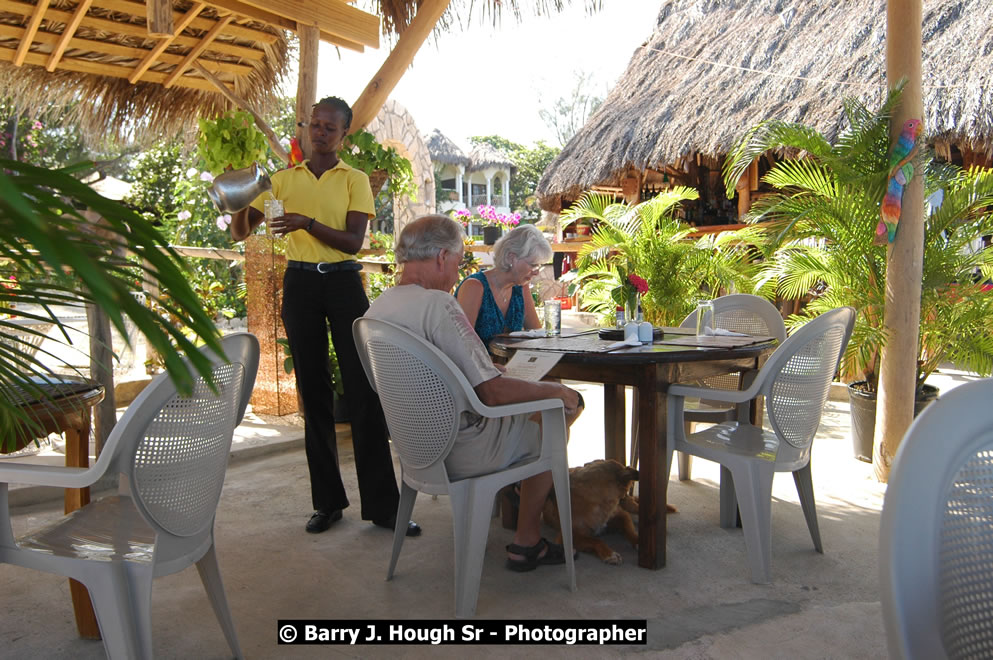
[286, 260, 362, 274]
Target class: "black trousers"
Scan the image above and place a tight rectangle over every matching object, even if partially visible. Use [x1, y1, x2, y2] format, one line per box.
[281, 267, 399, 520]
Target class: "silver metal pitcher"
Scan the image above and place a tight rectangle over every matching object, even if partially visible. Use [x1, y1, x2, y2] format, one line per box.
[206, 162, 271, 212]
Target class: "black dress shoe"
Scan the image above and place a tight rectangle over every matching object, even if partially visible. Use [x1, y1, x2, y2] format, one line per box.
[306, 509, 342, 534]
[373, 516, 422, 537]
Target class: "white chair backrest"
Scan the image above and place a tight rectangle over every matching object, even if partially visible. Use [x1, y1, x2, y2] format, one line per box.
[756, 307, 854, 452]
[881, 378, 993, 660]
[354, 318, 476, 488]
[105, 333, 259, 538]
[680, 294, 787, 343]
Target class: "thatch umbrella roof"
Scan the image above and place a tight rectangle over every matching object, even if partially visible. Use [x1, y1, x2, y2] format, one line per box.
[537, 0, 993, 211]
[468, 142, 515, 172]
[0, 0, 601, 145]
[426, 128, 469, 166]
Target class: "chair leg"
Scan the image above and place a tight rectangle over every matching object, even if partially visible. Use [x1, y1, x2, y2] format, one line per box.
[677, 422, 694, 480]
[195, 543, 245, 660]
[387, 483, 417, 580]
[124, 564, 155, 660]
[719, 466, 740, 529]
[450, 483, 493, 618]
[86, 564, 142, 660]
[551, 463, 576, 592]
[793, 464, 823, 553]
[728, 462, 775, 584]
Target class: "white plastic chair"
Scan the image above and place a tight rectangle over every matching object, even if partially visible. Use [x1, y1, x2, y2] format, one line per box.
[880, 377, 993, 660]
[666, 307, 854, 583]
[673, 294, 787, 480]
[353, 317, 575, 618]
[0, 332, 259, 659]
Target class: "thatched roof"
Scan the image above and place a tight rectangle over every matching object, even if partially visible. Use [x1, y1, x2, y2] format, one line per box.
[468, 142, 515, 172]
[0, 0, 600, 145]
[537, 0, 993, 211]
[426, 128, 469, 166]
[0, 0, 300, 142]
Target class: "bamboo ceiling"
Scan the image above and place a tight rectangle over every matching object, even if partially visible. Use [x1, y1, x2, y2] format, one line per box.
[0, 0, 380, 139]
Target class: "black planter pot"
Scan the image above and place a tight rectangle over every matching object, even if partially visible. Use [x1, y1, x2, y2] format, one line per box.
[482, 226, 501, 245]
[848, 381, 939, 463]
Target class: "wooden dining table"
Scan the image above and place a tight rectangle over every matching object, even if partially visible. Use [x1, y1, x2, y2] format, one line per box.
[11, 375, 105, 638]
[489, 328, 777, 570]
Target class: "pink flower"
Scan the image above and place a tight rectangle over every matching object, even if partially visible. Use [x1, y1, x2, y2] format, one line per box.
[177, 210, 192, 221]
[628, 273, 649, 294]
[216, 214, 232, 230]
[200, 171, 215, 183]
[31, 121, 42, 130]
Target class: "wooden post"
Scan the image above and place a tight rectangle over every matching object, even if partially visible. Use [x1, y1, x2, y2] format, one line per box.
[735, 172, 751, 219]
[146, 0, 174, 37]
[350, 0, 453, 132]
[873, 0, 924, 482]
[85, 304, 116, 456]
[295, 24, 319, 160]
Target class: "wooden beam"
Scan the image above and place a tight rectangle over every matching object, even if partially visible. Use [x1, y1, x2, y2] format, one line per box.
[0, 45, 217, 91]
[232, 0, 379, 48]
[201, 0, 362, 50]
[193, 61, 289, 163]
[0, 23, 252, 78]
[146, 0, 173, 37]
[96, 0, 278, 43]
[163, 14, 233, 88]
[351, 0, 451, 131]
[46, 0, 93, 71]
[873, 0, 925, 482]
[0, 0, 266, 61]
[130, 2, 206, 83]
[13, 0, 48, 66]
[295, 24, 319, 160]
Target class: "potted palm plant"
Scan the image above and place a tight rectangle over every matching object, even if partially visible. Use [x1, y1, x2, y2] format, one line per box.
[563, 190, 763, 326]
[724, 88, 993, 462]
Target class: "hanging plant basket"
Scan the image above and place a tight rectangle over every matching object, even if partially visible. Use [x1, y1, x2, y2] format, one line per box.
[368, 169, 389, 195]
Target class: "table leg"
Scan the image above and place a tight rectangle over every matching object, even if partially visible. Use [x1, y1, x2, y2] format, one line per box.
[603, 384, 626, 462]
[637, 374, 668, 570]
[64, 422, 101, 640]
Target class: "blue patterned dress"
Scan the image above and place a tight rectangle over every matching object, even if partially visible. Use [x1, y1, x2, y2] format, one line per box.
[456, 272, 525, 348]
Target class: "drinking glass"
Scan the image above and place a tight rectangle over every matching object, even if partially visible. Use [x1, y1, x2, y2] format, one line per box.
[695, 299, 715, 337]
[264, 198, 284, 221]
[543, 299, 562, 337]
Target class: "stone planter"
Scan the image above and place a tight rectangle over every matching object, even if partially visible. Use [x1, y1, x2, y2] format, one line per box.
[848, 381, 939, 463]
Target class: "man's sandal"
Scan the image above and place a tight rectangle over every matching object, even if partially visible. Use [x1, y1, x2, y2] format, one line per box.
[505, 537, 574, 572]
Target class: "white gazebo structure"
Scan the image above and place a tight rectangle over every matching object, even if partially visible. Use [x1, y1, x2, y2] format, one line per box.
[428, 129, 515, 214]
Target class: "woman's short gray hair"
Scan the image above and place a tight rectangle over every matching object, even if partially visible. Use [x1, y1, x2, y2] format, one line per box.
[493, 224, 553, 271]
[395, 214, 465, 263]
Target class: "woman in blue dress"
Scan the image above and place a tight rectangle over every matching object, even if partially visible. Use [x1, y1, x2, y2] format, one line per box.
[456, 224, 553, 348]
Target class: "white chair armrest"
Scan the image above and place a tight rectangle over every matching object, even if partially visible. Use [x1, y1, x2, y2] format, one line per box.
[669, 380, 759, 404]
[470, 397, 564, 419]
[0, 464, 101, 489]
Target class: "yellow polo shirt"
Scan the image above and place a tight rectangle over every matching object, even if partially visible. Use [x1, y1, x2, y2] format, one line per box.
[250, 159, 375, 263]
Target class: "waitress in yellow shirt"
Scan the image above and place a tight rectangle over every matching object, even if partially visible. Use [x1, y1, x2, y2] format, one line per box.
[230, 97, 419, 537]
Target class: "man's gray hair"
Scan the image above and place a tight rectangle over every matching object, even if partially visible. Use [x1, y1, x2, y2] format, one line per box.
[493, 224, 553, 271]
[395, 214, 465, 263]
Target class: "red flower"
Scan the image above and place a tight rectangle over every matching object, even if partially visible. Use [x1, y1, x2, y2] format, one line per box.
[628, 273, 649, 294]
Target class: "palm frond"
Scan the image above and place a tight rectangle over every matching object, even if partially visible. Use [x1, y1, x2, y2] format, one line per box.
[0, 160, 223, 448]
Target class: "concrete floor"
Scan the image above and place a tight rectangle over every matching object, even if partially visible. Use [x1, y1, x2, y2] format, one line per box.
[3, 368, 976, 659]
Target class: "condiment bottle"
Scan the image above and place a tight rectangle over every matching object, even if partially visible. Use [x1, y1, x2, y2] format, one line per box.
[639, 320, 654, 343]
